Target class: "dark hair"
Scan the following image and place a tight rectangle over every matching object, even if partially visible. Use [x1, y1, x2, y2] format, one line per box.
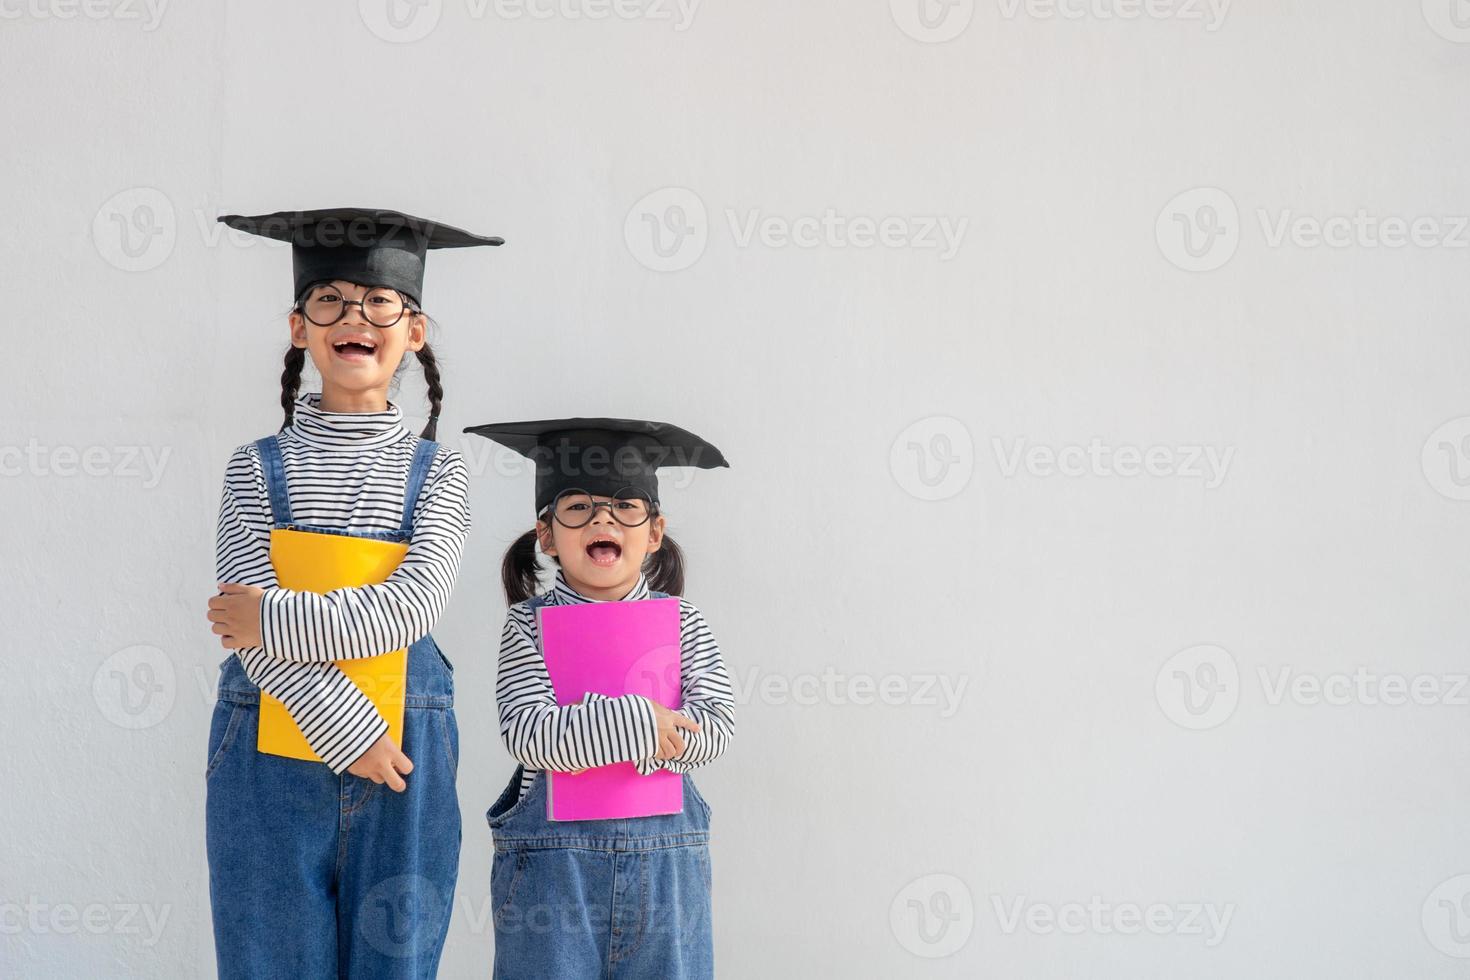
[278, 288, 442, 439]
[501, 519, 686, 605]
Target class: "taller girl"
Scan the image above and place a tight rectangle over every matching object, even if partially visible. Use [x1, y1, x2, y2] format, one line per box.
[203, 208, 500, 979]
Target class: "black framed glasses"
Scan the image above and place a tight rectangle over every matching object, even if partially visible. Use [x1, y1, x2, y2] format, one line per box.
[543, 488, 656, 528]
[297, 283, 419, 328]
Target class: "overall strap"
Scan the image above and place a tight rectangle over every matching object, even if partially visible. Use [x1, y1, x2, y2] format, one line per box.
[650, 590, 671, 599]
[399, 438, 440, 534]
[253, 436, 293, 527]
[524, 594, 549, 611]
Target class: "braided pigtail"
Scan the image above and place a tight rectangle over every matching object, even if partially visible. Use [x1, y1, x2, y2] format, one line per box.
[279, 345, 306, 431]
[416, 342, 443, 441]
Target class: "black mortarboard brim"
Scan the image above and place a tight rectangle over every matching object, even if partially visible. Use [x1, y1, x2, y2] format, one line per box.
[217, 207, 503, 307]
[463, 418, 730, 514]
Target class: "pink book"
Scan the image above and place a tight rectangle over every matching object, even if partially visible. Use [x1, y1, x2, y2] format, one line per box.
[537, 597, 684, 821]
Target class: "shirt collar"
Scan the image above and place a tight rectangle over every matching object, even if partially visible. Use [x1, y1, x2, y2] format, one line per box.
[551, 567, 651, 604]
[285, 392, 412, 452]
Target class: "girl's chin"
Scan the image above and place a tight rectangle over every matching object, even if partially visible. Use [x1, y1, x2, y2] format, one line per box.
[573, 560, 624, 576]
[567, 558, 635, 581]
[316, 362, 391, 387]
[323, 357, 384, 373]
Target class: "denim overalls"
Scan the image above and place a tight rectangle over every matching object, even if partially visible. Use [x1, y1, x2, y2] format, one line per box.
[206, 435, 462, 980]
[486, 591, 715, 980]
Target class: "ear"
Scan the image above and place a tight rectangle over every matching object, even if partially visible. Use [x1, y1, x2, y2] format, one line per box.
[289, 311, 309, 349]
[535, 518, 556, 557]
[645, 514, 666, 553]
[405, 311, 427, 352]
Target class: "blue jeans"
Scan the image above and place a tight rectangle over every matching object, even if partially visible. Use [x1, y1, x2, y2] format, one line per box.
[486, 765, 715, 979]
[205, 635, 462, 979]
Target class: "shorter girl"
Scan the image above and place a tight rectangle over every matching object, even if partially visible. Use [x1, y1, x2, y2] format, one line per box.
[465, 417, 735, 980]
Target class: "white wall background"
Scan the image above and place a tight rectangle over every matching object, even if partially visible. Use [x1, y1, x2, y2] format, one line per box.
[4, 1, 1470, 976]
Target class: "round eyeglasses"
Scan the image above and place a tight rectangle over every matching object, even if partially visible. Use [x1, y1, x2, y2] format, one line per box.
[297, 283, 418, 328]
[543, 488, 656, 528]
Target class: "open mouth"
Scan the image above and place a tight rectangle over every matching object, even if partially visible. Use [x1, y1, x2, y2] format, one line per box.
[585, 535, 622, 567]
[331, 337, 378, 360]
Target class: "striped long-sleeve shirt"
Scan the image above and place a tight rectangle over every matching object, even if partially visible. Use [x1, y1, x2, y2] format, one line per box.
[214, 392, 472, 773]
[498, 567, 735, 801]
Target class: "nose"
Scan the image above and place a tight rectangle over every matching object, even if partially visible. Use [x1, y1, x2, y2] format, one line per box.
[340, 298, 371, 328]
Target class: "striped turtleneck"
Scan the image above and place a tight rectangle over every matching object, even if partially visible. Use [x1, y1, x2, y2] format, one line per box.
[287, 393, 411, 452]
[214, 392, 471, 773]
[497, 567, 735, 801]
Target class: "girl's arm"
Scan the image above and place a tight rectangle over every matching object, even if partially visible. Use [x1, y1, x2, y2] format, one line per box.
[496, 607, 663, 771]
[255, 447, 472, 662]
[633, 599, 736, 775]
[215, 450, 387, 773]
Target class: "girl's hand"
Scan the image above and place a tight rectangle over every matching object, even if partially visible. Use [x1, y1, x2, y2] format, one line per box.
[648, 700, 701, 761]
[560, 698, 591, 773]
[207, 583, 265, 648]
[348, 733, 414, 791]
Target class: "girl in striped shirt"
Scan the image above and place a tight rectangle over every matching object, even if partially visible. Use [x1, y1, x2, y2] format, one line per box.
[202, 208, 499, 979]
[466, 418, 735, 980]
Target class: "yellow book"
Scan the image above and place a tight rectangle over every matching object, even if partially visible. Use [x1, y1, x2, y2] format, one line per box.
[256, 527, 410, 762]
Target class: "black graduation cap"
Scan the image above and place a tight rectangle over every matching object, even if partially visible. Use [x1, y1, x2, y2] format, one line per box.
[217, 207, 503, 307]
[464, 418, 730, 514]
